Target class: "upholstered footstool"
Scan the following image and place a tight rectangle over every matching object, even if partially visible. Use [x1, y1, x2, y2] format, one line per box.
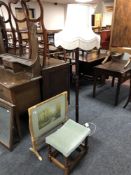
[45, 119, 91, 175]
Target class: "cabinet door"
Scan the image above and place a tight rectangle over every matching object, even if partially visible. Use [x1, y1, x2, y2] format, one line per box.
[42, 63, 70, 101]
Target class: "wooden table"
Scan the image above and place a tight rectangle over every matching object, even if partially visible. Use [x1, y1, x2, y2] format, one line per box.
[79, 51, 107, 77]
[93, 60, 131, 106]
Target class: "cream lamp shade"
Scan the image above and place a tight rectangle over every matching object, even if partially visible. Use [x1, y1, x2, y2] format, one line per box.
[54, 4, 100, 50]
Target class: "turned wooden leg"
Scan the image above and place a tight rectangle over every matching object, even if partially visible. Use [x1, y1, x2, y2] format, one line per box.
[93, 75, 97, 98]
[48, 145, 52, 162]
[123, 73, 131, 108]
[85, 137, 88, 148]
[84, 137, 88, 153]
[64, 157, 69, 175]
[111, 77, 115, 87]
[15, 110, 22, 139]
[115, 77, 121, 106]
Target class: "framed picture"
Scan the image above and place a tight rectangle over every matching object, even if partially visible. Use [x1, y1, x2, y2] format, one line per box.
[0, 98, 15, 150]
[28, 91, 68, 160]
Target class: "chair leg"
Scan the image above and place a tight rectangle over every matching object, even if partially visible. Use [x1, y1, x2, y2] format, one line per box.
[64, 157, 69, 175]
[84, 137, 88, 154]
[48, 145, 52, 162]
[111, 77, 115, 87]
[47, 137, 89, 175]
[85, 137, 88, 148]
[123, 76, 131, 108]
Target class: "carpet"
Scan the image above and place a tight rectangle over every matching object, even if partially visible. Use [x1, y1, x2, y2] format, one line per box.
[0, 78, 131, 175]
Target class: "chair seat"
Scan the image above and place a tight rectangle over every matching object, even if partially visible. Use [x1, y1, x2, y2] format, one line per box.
[45, 119, 90, 157]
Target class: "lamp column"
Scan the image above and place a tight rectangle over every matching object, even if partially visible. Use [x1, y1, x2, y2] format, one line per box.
[75, 48, 79, 122]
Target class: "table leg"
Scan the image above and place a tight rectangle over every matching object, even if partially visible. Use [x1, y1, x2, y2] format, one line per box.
[115, 77, 121, 106]
[123, 94, 130, 108]
[123, 72, 131, 108]
[93, 75, 97, 98]
[111, 77, 115, 87]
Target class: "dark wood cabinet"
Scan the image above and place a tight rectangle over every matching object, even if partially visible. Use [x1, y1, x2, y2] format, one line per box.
[0, 69, 41, 114]
[0, 68, 42, 138]
[41, 58, 70, 101]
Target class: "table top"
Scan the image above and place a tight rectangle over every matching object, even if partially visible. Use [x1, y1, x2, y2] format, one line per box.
[0, 67, 41, 88]
[94, 60, 131, 74]
[43, 58, 68, 70]
[79, 52, 107, 63]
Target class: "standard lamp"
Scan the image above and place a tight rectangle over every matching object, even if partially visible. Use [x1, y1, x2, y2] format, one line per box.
[55, 4, 100, 122]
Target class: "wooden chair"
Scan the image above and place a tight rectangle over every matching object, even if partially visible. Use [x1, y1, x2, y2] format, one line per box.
[8, 0, 28, 56]
[45, 119, 90, 175]
[21, 0, 48, 65]
[21, 0, 66, 65]
[0, 1, 16, 54]
[0, 0, 41, 77]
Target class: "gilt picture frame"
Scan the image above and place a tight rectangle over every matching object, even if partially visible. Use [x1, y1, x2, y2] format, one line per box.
[0, 98, 15, 150]
[28, 91, 68, 160]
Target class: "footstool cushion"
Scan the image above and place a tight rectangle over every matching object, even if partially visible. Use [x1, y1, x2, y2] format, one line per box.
[45, 119, 90, 157]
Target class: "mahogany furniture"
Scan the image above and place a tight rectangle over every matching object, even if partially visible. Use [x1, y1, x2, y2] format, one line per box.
[79, 51, 107, 77]
[21, 0, 48, 65]
[110, 0, 131, 49]
[0, 0, 70, 147]
[0, 67, 42, 138]
[109, 0, 131, 54]
[0, 1, 16, 54]
[0, 20, 5, 53]
[98, 0, 131, 107]
[42, 58, 70, 101]
[93, 60, 131, 106]
[0, 0, 42, 142]
[8, 0, 28, 56]
[21, 0, 64, 64]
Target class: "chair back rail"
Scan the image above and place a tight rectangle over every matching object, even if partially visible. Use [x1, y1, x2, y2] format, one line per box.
[0, 1, 16, 54]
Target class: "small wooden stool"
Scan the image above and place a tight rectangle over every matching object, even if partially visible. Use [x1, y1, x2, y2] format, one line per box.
[45, 119, 90, 175]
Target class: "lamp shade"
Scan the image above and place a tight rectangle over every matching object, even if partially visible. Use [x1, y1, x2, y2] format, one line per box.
[54, 4, 100, 50]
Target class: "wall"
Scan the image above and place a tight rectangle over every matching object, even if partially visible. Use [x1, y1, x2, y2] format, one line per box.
[102, 2, 114, 26]
[26, 1, 66, 30]
[91, 2, 113, 27]
[0, 0, 65, 30]
[0, 1, 113, 29]
[43, 3, 65, 30]
[102, 12, 112, 26]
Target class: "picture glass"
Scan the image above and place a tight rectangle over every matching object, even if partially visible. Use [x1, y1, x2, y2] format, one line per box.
[30, 92, 67, 140]
[0, 106, 11, 147]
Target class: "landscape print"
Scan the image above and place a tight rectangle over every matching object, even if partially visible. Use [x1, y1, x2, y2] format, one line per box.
[38, 103, 61, 130]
